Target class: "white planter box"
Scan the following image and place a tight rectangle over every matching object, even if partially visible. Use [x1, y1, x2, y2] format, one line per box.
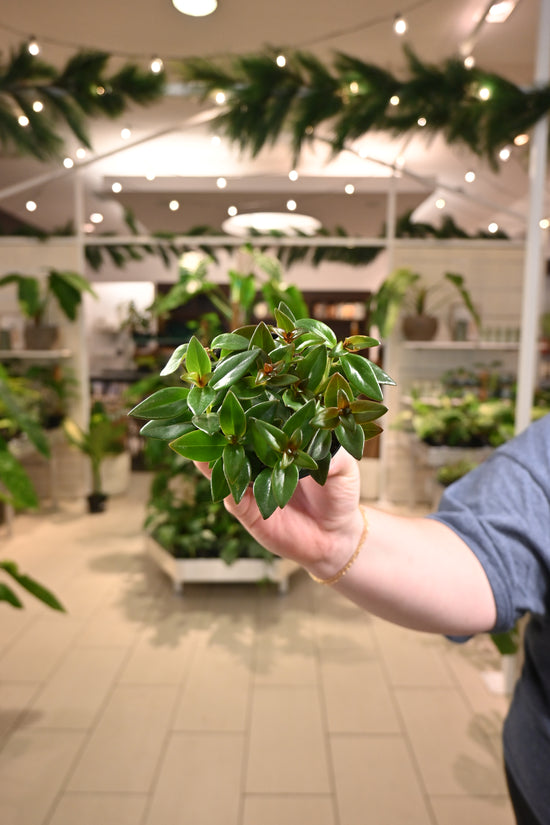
[146, 535, 300, 595]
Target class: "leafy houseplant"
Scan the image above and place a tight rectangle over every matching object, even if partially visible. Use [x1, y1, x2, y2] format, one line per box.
[64, 401, 127, 513]
[131, 302, 394, 519]
[0, 269, 97, 349]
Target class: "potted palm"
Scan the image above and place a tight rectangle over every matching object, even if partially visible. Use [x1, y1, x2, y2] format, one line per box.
[0, 269, 97, 349]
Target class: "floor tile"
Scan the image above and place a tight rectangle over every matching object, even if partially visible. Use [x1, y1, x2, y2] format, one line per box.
[144, 732, 244, 825]
[0, 682, 40, 739]
[29, 646, 127, 729]
[246, 686, 331, 793]
[394, 687, 508, 796]
[255, 607, 317, 686]
[0, 615, 83, 682]
[443, 637, 511, 715]
[67, 684, 178, 792]
[0, 729, 85, 825]
[430, 794, 515, 824]
[242, 794, 335, 825]
[331, 734, 431, 825]
[117, 624, 198, 685]
[372, 617, 453, 687]
[48, 793, 148, 825]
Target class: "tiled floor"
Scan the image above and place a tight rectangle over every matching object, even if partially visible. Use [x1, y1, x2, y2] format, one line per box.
[0, 474, 515, 825]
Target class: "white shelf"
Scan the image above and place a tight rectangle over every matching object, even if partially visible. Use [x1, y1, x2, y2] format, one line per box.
[0, 349, 72, 360]
[403, 340, 520, 351]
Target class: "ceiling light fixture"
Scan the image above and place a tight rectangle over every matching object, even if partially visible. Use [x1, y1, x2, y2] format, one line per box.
[286, 199, 297, 212]
[27, 37, 40, 56]
[216, 177, 227, 189]
[344, 184, 355, 195]
[465, 170, 476, 183]
[63, 157, 74, 169]
[25, 200, 37, 212]
[276, 55, 286, 67]
[288, 169, 299, 181]
[222, 211, 322, 237]
[514, 133, 529, 146]
[112, 182, 122, 193]
[172, 0, 218, 16]
[464, 55, 475, 69]
[435, 198, 446, 209]
[169, 200, 180, 211]
[150, 57, 164, 73]
[488, 221, 499, 233]
[18, 115, 29, 127]
[499, 146, 512, 161]
[90, 212, 104, 224]
[393, 14, 407, 35]
[485, 2, 517, 23]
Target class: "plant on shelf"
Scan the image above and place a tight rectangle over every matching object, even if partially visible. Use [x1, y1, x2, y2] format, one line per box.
[145, 449, 274, 564]
[0, 365, 65, 611]
[63, 401, 127, 513]
[131, 301, 393, 519]
[367, 267, 481, 341]
[0, 269, 97, 349]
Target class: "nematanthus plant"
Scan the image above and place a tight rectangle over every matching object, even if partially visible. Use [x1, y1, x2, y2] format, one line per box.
[130, 302, 394, 519]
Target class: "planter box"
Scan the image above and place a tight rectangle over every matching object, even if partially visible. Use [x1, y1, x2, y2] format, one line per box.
[146, 535, 300, 595]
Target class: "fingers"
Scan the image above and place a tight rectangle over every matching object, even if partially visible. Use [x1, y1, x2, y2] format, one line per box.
[194, 461, 212, 479]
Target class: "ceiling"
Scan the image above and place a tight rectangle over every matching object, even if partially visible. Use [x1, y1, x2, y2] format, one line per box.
[0, 0, 545, 247]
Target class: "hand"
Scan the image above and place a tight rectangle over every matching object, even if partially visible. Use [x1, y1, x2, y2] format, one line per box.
[195, 449, 364, 580]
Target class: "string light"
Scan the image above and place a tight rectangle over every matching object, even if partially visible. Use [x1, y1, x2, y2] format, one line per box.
[349, 81, 360, 94]
[488, 221, 499, 233]
[514, 133, 529, 146]
[172, 0, 218, 17]
[276, 54, 286, 67]
[25, 200, 37, 212]
[417, 116, 427, 127]
[169, 200, 179, 211]
[63, 157, 74, 168]
[288, 169, 299, 181]
[32, 100, 44, 112]
[150, 56, 163, 74]
[120, 127, 131, 139]
[286, 199, 297, 211]
[499, 146, 512, 161]
[96, 86, 105, 96]
[227, 205, 238, 216]
[216, 177, 227, 189]
[464, 170, 476, 183]
[478, 86, 491, 100]
[112, 181, 122, 193]
[76, 147, 87, 159]
[18, 115, 29, 127]
[464, 55, 475, 69]
[435, 198, 446, 209]
[393, 14, 407, 35]
[389, 95, 400, 106]
[27, 37, 40, 55]
[90, 212, 104, 224]
[344, 184, 355, 195]
[215, 91, 226, 105]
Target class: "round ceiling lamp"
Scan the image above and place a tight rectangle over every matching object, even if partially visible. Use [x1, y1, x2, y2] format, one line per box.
[222, 211, 322, 236]
[172, 0, 217, 16]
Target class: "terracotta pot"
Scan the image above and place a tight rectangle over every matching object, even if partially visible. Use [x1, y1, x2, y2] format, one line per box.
[24, 324, 58, 350]
[402, 314, 438, 341]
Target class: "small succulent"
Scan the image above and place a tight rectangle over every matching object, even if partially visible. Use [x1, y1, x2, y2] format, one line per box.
[130, 303, 394, 519]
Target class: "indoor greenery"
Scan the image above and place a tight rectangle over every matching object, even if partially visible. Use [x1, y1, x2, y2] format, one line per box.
[131, 302, 393, 519]
[0, 268, 97, 326]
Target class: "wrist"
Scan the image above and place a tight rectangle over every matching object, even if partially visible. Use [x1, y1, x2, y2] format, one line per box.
[306, 506, 368, 585]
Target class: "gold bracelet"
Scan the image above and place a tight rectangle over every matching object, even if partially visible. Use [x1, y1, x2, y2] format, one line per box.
[308, 506, 368, 586]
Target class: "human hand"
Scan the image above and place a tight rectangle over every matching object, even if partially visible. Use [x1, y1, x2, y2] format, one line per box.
[195, 448, 364, 580]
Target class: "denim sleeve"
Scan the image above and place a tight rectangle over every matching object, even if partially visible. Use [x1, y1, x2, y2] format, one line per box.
[427, 437, 550, 634]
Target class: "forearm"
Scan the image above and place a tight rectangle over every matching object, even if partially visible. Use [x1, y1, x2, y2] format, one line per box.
[311, 506, 498, 636]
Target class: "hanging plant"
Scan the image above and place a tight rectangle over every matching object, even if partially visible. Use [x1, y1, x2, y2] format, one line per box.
[130, 302, 394, 518]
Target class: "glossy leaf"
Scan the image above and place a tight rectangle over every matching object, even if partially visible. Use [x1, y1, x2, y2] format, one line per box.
[0, 561, 65, 611]
[340, 353, 384, 401]
[245, 400, 280, 424]
[295, 317, 337, 346]
[210, 348, 261, 390]
[250, 419, 284, 466]
[370, 363, 396, 386]
[140, 418, 194, 440]
[253, 468, 278, 519]
[359, 422, 383, 441]
[271, 462, 299, 508]
[344, 335, 380, 350]
[324, 373, 352, 408]
[309, 453, 331, 486]
[264, 373, 300, 387]
[169, 430, 226, 461]
[188, 385, 217, 416]
[274, 307, 295, 332]
[293, 450, 318, 470]
[335, 420, 365, 460]
[219, 391, 247, 438]
[192, 413, 221, 435]
[307, 427, 332, 460]
[186, 335, 212, 380]
[249, 321, 276, 353]
[210, 332, 250, 352]
[211, 456, 230, 501]
[310, 407, 340, 429]
[160, 343, 188, 376]
[339, 411, 358, 434]
[350, 399, 387, 423]
[130, 387, 190, 419]
[294, 344, 328, 392]
[223, 443, 251, 502]
[282, 398, 316, 436]
[277, 301, 297, 324]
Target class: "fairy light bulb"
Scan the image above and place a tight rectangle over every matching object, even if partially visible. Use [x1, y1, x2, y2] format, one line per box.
[276, 54, 286, 67]
[76, 147, 87, 159]
[169, 200, 180, 211]
[18, 115, 29, 127]
[464, 55, 475, 69]
[63, 157, 74, 169]
[27, 37, 40, 56]
[465, 170, 476, 183]
[540, 218, 550, 229]
[478, 86, 491, 101]
[499, 146, 511, 161]
[25, 200, 37, 212]
[514, 133, 529, 146]
[417, 117, 427, 127]
[215, 91, 226, 105]
[349, 81, 359, 94]
[390, 95, 400, 106]
[393, 14, 407, 35]
[150, 57, 163, 74]
[32, 101, 44, 113]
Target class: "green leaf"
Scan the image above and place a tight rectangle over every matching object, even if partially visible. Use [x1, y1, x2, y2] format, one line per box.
[219, 391, 247, 438]
[245, 400, 279, 424]
[274, 307, 296, 332]
[293, 450, 318, 470]
[309, 453, 331, 486]
[339, 353, 384, 401]
[307, 428, 333, 460]
[344, 334, 380, 350]
[186, 335, 212, 381]
[188, 385, 217, 416]
[140, 418, 194, 440]
[0, 560, 65, 611]
[0, 582, 23, 608]
[210, 348, 261, 390]
[0, 377, 50, 457]
[335, 421, 365, 460]
[310, 407, 340, 429]
[223, 443, 251, 503]
[359, 422, 383, 442]
[210, 332, 250, 352]
[263, 373, 300, 387]
[192, 413, 221, 435]
[253, 468, 278, 519]
[0, 443, 39, 510]
[370, 363, 396, 386]
[169, 430, 226, 461]
[160, 343, 189, 376]
[282, 398, 316, 436]
[350, 399, 387, 423]
[0, 274, 42, 319]
[294, 344, 329, 393]
[250, 419, 283, 467]
[211, 456, 230, 501]
[324, 373, 352, 408]
[48, 270, 96, 321]
[129, 387, 190, 419]
[271, 462, 299, 508]
[249, 321, 276, 353]
[277, 301, 297, 324]
[296, 317, 337, 346]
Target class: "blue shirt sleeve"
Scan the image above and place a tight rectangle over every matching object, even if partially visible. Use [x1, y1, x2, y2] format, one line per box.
[427, 414, 550, 633]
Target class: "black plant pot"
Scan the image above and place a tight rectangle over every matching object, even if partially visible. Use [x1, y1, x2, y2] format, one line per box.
[87, 492, 108, 513]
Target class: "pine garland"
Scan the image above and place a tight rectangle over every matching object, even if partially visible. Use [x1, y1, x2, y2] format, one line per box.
[181, 45, 550, 169]
[0, 44, 165, 159]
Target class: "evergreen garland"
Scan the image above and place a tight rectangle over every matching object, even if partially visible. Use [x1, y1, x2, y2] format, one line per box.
[181, 45, 550, 169]
[0, 44, 165, 159]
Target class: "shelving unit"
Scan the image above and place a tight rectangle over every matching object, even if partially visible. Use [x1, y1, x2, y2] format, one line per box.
[0, 349, 72, 360]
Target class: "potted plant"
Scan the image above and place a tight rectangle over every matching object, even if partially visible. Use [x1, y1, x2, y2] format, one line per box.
[130, 301, 393, 519]
[0, 269, 97, 349]
[368, 268, 481, 341]
[63, 401, 127, 512]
